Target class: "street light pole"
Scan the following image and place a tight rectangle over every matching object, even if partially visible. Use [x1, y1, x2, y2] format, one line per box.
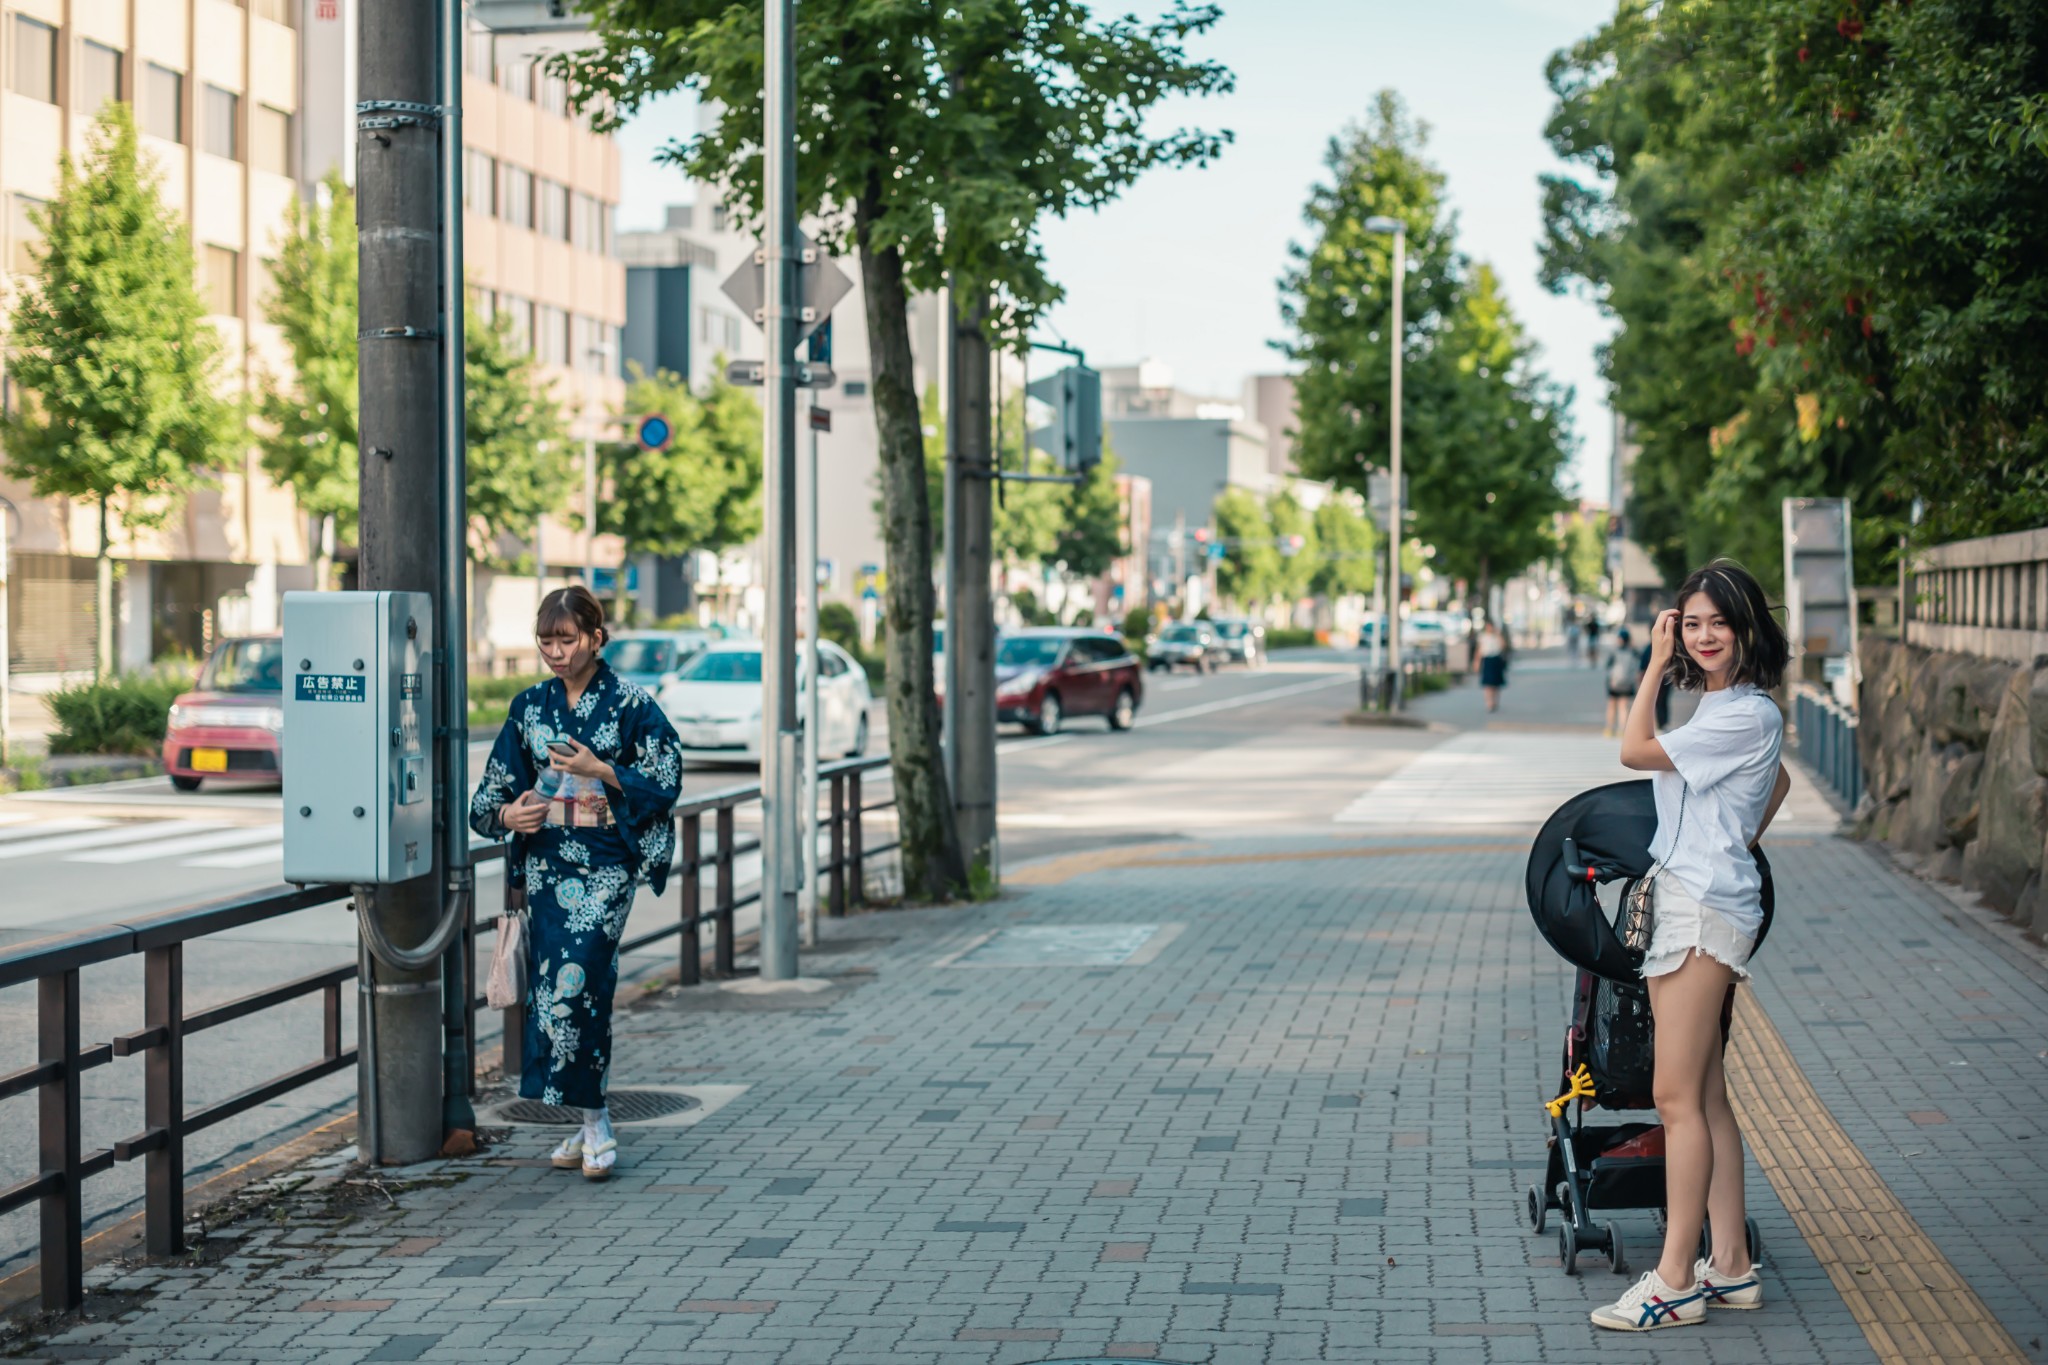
[1365, 215, 1405, 706]
[759, 0, 802, 980]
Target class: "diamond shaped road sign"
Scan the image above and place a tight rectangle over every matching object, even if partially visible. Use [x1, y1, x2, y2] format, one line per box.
[719, 229, 854, 346]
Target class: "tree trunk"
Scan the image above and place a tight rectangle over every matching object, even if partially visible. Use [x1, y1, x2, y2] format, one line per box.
[855, 194, 965, 900]
[96, 497, 113, 679]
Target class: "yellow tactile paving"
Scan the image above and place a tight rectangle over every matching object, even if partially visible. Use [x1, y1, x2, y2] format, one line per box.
[1004, 840, 1524, 885]
[1726, 991, 2028, 1365]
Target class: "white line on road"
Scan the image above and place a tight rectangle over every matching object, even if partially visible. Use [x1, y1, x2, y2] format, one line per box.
[68, 825, 285, 865]
[997, 671, 1357, 756]
[0, 821, 233, 861]
[185, 842, 286, 870]
[0, 817, 108, 844]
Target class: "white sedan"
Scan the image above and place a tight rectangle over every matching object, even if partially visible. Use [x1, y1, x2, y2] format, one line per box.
[655, 639, 873, 764]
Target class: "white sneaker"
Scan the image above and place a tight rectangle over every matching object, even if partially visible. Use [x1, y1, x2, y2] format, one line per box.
[1590, 1269, 1705, 1331]
[1695, 1256, 1764, 1309]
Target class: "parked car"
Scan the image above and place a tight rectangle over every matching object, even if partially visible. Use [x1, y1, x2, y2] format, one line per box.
[1403, 617, 1450, 668]
[1210, 617, 1266, 667]
[1147, 621, 1227, 673]
[602, 629, 718, 692]
[162, 635, 287, 791]
[656, 639, 871, 763]
[995, 628, 1143, 735]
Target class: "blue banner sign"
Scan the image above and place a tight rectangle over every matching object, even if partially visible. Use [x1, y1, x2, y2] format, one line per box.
[295, 673, 367, 703]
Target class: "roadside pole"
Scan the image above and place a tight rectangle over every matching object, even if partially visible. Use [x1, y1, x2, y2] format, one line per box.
[0, 500, 11, 767]
[355, 0, 449, 1162]
[802, 400, 824, 948]
[1386, 224, 1406, 704]
[938, 283, 956, 793]
[946, 295, 996, 883]
[759, 0, 801, 981]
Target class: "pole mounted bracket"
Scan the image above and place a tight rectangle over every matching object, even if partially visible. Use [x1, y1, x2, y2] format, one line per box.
[357, 100, 448, 132]
[359, 326, 442, 342]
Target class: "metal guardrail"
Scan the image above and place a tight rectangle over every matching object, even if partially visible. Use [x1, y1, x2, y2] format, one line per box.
[0, 755, 896, 1312]
[1792, 684, 1862, 811]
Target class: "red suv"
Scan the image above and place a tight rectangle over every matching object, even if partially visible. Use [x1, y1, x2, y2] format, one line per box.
[995, 628, 1143, 735]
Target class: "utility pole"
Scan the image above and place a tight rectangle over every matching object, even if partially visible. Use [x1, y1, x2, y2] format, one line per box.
[801, 396, 822, 948]
[352, 0, 462, 1163]
[759, 0, 801, 980]
[946, 294, 996, 881]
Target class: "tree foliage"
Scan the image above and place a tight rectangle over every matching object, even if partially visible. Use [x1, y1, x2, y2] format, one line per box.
[1310, 494, 1377, 599]
[464, 305, 573, 570]
[1212, 488, 1278, 605]
[1542, 0, 2048, 585]
[1279, 92, 1573, 601]
[1558, 508, 1608, 598]
[600, 362, 761, 561]
[258, 169, 359, 542]
[559, 0, 1232, 898]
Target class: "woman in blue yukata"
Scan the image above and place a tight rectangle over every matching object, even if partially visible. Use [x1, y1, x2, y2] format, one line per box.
[469, 585, 683, 1180]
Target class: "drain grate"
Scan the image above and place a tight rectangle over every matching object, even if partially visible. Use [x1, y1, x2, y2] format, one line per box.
[496, 1088, 702, 1126]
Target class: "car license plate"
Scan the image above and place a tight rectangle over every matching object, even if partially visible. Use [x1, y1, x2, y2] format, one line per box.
[191, 748, 229, 773]
[687, 727, 718, 747]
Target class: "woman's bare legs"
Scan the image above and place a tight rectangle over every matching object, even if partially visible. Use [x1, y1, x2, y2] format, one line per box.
[1702, 1041, 1752, 1275]
[1648, 950, 1737, 1289]
[1484, 685, 1500, 711]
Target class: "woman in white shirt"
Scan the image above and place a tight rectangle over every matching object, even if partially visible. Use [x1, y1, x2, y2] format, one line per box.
[1592, 561, 1792, 1333]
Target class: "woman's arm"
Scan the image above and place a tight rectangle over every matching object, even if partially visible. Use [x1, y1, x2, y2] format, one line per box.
[1619, 611, 1678, 771]
[1751, 763, 1792, 846]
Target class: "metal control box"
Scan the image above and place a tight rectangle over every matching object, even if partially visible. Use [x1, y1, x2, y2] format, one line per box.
[282, 591, 434, 885]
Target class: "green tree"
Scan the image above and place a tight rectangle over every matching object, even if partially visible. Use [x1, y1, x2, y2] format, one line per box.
[562, 0, 1232, 899]
[600, 363, 760, 563]
[1050, 451, 1128, 586]
[1212, 488, 1278, 606]
[463, 304, 573, 570]
[1558, 509, 1608, 599]
[1267, 488, 1320, 606]
[1280, 93, 1572, 606]
[257, 169, 358, 589]
[2, 103, 236, 677]
[1309, 495, 1376, 600]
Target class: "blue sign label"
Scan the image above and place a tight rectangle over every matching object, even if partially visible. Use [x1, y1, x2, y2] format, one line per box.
[295, 674, 366, 703]
[637, 413, 672, 451]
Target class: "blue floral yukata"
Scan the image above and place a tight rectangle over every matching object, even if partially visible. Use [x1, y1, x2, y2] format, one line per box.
[469, 661, 682, 1108]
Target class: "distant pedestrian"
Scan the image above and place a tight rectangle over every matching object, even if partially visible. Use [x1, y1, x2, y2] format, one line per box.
[470, 586, 684, 1181]
[1603, 625, 1640, 736]
[1476, 619, 1508, 712]
[1566, 618, 1583, 664]
[1585, 617, 1602, 666]
[1594, 559, 1791, 1332]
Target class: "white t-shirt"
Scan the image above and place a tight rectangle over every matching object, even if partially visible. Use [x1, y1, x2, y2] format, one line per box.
[1646, 682, 1784, 937]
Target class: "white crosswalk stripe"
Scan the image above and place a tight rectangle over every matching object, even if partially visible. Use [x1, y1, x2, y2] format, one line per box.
[0, 816, 109, 845]
[68, 826, 283, 865]
[185, 841, 285, 869]
[0, 811, 290, 867]
[0, 820, 242, 860]
[1335, 732, 1630, 828]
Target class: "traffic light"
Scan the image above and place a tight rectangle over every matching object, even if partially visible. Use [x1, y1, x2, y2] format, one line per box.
[1025, 364, 1102, 473]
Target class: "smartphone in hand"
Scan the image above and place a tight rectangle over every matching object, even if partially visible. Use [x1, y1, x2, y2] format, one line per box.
[546, 740, 576, 759]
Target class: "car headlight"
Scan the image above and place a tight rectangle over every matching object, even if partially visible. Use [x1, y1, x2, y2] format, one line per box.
[168, 704, 190, 729]
[997, 670, 1044, 696]
[176, 705, 280, 730]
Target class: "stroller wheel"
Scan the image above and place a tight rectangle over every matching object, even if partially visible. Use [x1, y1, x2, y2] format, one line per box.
[1605, 1222, 1628, 1275]
[1526, 1185, 1547, 1235]
[1558, 1221, 1579, 1276]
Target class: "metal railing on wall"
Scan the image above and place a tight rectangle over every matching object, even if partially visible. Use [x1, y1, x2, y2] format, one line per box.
[1792, 684, 1862, 811]
[1909, 526, 2048, 663]
[0, 755, 897, 1312]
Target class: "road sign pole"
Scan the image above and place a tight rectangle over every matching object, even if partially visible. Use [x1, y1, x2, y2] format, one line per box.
[802, 395, 822, 949]
[759, 0, 801, 982]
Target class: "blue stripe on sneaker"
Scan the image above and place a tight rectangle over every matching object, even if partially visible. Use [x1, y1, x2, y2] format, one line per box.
[1705, 1278, 1757, 1299]
[1638, 1292, 1701, 1326]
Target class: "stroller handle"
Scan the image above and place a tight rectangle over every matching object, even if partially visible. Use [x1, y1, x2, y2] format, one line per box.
[1561, 837, 1608, 884]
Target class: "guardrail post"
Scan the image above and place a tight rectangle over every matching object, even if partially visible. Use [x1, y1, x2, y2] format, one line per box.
[829, 773, 846, 918]
[39, 968, 82, 1311]
[679, 812, 702, 987]
[714, 804, 736, 978]
[144, 945, 184, 1258]
[849, 769, 866, 908]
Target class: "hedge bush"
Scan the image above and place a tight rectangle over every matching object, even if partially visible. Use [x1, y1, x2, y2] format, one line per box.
[1264, 628, 1319, 650]
[47, 670, 195, 756]
[470, 673, 549, 731]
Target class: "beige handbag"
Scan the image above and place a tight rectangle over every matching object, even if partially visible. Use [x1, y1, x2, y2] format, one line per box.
[485, 899, 527, 1010]
[1619, 783, 1686, 955]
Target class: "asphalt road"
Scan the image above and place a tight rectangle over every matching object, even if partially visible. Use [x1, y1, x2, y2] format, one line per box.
[0, 650, 1383, 1275]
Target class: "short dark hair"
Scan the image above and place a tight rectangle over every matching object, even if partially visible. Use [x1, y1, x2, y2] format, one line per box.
[536, 585, 608, 646]
[1666, 559, 1788, 692]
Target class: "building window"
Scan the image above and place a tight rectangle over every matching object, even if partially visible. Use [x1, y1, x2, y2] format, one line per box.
[203, 85, 240, 160]
[464, 32, 493, 81]
[252, 255, 276, 316]
[497, 59, 532, 101]
[468, 284, 495, 323]
[143, 64, 185, 142]
[253, 0, 297, 28]
[501, 295, 533, 353]
[463, 148, 493, 211]
[535, 304, 569, 367]
[10, 17, 56, 104]
[10, 194, 47, 276]
[254, 105, 293, 176]
[538, 72, 569, 116]
[570, 192, 614, 254]
[498, 164, 532, 228]
[201, 245, 241, 318]
[78, 41, 124, 113]
[537, 179, 569, 241]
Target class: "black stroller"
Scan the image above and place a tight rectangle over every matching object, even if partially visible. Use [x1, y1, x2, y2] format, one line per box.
[1522, 779, 1772, 1276]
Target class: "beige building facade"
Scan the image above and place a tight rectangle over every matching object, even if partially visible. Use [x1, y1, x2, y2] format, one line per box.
[0, 0, 626, 676]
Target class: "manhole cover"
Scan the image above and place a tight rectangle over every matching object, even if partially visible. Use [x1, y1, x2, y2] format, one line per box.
[496, 1088, 702, 1126]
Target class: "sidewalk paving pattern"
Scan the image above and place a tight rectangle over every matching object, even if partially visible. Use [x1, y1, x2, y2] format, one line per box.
[9, 671, 2048, 1364]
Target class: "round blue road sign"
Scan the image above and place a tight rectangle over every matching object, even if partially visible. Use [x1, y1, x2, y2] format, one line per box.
[636, 413, 672, 451]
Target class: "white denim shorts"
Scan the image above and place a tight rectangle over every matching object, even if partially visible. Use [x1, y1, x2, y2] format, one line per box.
[1640, 877, 1756, 980]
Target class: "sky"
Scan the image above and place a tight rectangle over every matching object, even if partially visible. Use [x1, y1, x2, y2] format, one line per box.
[612, 0, 1619, 503]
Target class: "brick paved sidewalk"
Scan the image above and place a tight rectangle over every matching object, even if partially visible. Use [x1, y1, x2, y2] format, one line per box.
[7, 822, 2046, 1363]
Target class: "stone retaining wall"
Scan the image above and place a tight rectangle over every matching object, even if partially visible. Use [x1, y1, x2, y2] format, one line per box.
[1856, 635, 2048, 933]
